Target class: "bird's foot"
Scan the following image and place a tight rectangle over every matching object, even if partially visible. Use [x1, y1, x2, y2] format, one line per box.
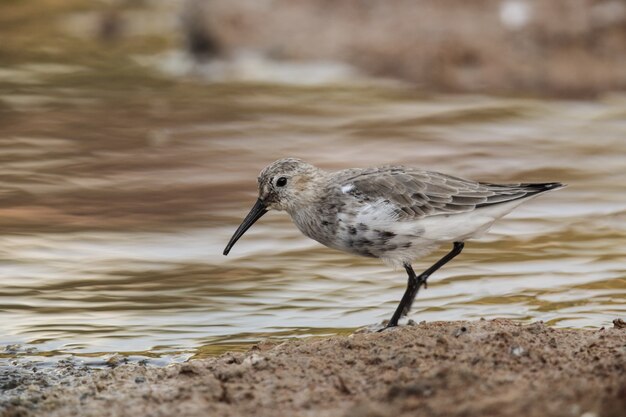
[376, 319, 398, 332]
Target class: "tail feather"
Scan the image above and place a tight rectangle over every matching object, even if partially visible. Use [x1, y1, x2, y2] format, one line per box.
[518, 182, 566, 192]
[475, 182, 565, 208]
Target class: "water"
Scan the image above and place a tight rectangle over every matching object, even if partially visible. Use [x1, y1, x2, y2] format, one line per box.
[1, 2, 625, 366]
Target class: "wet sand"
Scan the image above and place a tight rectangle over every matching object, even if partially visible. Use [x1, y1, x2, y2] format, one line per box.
[2, 319, 625, 417]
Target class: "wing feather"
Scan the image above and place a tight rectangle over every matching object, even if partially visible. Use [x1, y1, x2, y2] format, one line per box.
[332, 166, 561, 221]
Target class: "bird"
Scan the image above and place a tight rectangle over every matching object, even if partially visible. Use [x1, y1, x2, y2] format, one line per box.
[223, 158, 564, 329]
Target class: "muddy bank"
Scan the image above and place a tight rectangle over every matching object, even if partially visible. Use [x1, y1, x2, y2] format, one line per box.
[8, 0, 626, 95]
[183, 0, 626, 96]
[2, 319, 625, 417]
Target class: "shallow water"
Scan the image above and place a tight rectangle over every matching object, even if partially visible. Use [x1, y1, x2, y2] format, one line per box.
[0, 1, 625, 366]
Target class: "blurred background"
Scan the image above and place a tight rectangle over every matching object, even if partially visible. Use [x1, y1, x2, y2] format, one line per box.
[0, 0, 625, 367]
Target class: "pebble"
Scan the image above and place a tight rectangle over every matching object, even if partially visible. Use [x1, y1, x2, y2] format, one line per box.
[510, 346, 525, 357]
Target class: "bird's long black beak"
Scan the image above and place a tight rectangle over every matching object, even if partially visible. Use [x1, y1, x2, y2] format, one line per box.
[223, 199, 268, 255]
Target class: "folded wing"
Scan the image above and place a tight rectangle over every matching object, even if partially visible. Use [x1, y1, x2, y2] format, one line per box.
[336, 166, 563, 220]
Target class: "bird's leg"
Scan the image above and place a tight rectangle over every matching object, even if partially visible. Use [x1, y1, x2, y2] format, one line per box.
[381, 264, 419, 330]
[382, 242, 465, 330]
[402, 242, 465, 316]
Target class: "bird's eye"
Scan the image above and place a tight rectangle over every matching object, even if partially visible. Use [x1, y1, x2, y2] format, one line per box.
[276, 177, 287, 187]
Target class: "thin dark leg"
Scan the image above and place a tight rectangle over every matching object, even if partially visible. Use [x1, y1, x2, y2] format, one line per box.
[383, 242, 465, 329]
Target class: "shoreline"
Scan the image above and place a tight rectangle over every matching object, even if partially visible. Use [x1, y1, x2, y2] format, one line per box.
[2, 319, 625, 417]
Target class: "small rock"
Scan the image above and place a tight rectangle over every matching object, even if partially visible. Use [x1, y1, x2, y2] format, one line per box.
[510, 346, 525, 357]
[224, 355, 237, 364]
[243, 353, 267, 369]
[135, 376, 145, 383]
[106, 355, 123, 368]
[244, 353, 263, 365]
[453, 326, 468, 337]
[612, 318, 626, 329]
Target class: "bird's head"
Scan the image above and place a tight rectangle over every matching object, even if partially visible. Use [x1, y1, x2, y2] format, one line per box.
[223, 158, 323, 255]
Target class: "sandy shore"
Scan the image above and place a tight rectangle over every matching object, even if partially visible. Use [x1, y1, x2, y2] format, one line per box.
[2, 319, 625, 417]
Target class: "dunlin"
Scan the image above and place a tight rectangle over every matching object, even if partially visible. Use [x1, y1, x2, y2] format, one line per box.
[223, 158, 564, 329]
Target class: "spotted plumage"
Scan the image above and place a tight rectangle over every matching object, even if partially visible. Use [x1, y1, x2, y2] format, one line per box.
[224, 158, 564, 329]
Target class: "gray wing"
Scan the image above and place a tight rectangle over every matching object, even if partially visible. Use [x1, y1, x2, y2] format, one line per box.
[333, 166, 562, 220]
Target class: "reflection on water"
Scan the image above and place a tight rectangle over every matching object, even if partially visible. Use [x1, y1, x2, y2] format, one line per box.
[0, 3, 625, 366]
